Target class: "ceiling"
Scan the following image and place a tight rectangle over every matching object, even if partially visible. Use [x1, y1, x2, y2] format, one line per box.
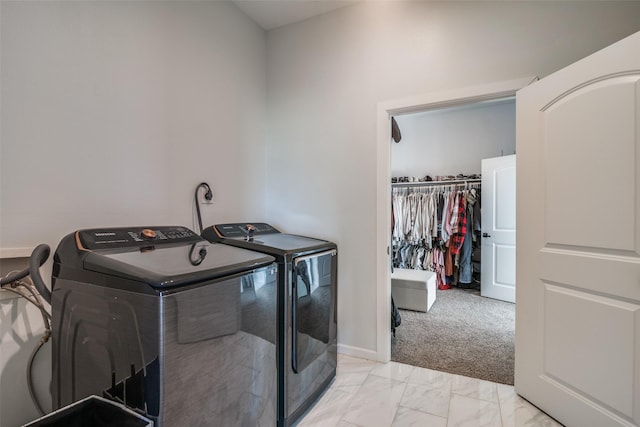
[232, 0, 360, 31]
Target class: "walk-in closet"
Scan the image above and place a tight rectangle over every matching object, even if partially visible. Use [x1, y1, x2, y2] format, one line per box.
[389, 98, 517, 385]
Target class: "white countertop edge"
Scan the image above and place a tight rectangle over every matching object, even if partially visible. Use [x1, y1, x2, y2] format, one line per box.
[0, 247, 34, 259]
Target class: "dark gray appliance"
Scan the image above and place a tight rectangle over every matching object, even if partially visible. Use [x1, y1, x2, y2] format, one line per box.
[51, 226, 278, 427]
[201, 223, 337, 427]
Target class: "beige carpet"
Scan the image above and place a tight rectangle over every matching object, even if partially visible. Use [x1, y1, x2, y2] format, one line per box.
[391, 287, 515, 385]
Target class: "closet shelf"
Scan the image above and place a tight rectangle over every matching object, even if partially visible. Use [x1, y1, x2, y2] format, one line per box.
[391, 178, 481, 188]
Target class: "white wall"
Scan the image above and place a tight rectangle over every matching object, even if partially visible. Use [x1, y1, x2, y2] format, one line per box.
[0, 2, 267, 425]
[391, 100, 516, 178]
[266, 1, 640, 356]
[1, 1, 267, 251]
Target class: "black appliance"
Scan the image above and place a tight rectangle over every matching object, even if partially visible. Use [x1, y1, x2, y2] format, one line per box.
[51, 226, 278, 427]
[201, 223, 337, 427]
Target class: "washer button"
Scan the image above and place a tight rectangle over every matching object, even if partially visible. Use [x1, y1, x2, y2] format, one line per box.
[141, 229, 157, 240]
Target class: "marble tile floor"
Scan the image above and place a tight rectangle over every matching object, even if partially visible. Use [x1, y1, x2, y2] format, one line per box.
[294, 354, 563, 427]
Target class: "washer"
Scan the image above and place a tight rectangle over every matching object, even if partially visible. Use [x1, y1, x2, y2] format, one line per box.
[202, 223, 337, 427]
[51, 226, 278, 427]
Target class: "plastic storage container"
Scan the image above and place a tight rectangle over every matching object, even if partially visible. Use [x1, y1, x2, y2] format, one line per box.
[22, 395, 153, 427]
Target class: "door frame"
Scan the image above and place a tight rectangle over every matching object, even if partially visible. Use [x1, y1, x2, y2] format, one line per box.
[375, 77, 536, 362]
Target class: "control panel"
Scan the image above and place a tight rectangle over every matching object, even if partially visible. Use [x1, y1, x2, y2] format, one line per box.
[214, 223, 280, 238]
[77, 226, 202, 250]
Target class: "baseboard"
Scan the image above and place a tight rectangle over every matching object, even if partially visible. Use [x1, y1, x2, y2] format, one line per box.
[337, 343, 380, 362]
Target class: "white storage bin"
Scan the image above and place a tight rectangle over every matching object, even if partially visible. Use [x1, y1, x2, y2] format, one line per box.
[391, 269, 436, 312]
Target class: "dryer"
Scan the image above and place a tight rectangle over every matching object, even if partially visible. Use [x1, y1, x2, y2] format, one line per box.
[51, 226, 278, 426]
[202, 223, 337, 427]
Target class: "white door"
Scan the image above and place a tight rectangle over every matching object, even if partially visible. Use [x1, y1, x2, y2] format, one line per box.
[481, 155, 516, 303]
[516, 31, 640, 427]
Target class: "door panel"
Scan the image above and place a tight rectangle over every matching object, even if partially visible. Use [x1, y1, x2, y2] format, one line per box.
[543, 283, 638, 418]
[544, 76, 638, 252]
[494, 244, 516, 286]
[495, 166, 516, 231]
[516, 30, 640, 427]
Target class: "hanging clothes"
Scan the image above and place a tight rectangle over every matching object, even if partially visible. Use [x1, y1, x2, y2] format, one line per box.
[391, 180, 481, 290]
[450, 193, 467, 255]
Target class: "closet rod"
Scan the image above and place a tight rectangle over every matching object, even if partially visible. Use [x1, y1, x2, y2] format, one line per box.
[391, 178, 481, 188]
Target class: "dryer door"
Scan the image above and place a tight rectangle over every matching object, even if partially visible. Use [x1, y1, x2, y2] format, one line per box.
[291, 249, 337, 373]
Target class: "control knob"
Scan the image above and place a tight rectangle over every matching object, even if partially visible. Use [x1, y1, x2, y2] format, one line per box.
[141, 229, 157, 240]
[244, 224, 256, 241]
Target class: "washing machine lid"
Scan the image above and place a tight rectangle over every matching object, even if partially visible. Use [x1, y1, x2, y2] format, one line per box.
[204, 223, 335, 260]
[75, 226, 274, 288]
[84, 244, 272, 288]
[233, 233, 332, 253]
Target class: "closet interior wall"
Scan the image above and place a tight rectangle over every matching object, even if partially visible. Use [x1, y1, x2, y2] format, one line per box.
[391, 99, 516, 178]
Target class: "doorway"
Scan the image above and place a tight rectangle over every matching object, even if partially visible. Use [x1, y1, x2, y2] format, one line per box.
[389, 101, 516, 384]
[374, 77, 535, 373]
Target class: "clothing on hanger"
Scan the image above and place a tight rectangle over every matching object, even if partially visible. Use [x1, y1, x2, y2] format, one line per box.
[391, 181, 481, 290]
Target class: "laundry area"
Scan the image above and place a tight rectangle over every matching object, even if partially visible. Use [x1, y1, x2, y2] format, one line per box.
[2, 1, 640, 427]
[2, 224, 337, 427]
[389, 99, 518, 384]
[0, 3, 342, 424]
